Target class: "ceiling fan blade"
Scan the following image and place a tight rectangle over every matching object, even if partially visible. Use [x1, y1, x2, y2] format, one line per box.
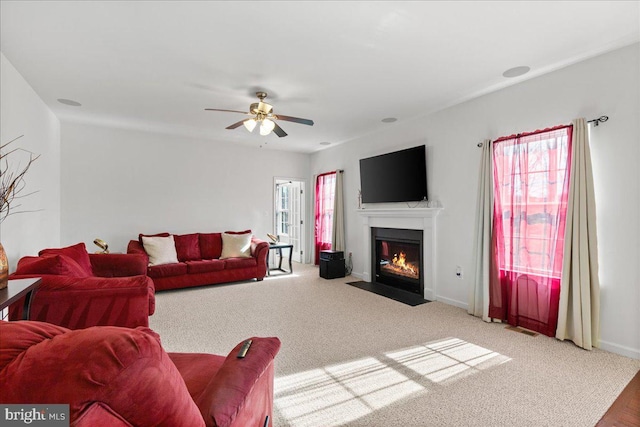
[275, 114, 314, 126]
[272, 122, 288, 138]
[226, 119, 247, 130]
[205, 108, 250, 114]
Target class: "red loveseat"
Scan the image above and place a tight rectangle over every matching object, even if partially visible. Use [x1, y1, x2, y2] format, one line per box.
[8, 243, 155, 329]
[0, 320, 281, 427]
[127, 231, 270, 291]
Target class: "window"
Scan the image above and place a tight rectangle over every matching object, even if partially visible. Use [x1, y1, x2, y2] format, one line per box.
[490, 125, 572, 336]
[276, 184, 290, 236]
[314, 172, 336, 264]
[493, 127, 571, 278]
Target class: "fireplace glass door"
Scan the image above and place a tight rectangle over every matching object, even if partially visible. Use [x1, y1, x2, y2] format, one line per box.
[373, 228, 423, 295]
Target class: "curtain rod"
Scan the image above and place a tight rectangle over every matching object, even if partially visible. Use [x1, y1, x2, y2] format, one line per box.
[477, 115, 609, 147]
[588, 115, 608, 126]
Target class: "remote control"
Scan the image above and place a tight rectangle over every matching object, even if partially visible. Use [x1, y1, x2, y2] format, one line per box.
[237, 339, 252, 358]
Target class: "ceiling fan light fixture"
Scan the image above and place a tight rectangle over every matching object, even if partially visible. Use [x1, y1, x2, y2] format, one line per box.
[260, 118, 276, 136]
[243, 118, 257, 132]
[205, 91, 313, 138]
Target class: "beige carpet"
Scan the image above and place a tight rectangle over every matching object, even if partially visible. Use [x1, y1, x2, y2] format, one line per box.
[150, 262, 640, 427]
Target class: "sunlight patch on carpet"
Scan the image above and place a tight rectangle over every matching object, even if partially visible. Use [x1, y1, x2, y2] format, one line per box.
[386, 337, 511, 384]
[275, 357, 423, 427]
[264, 273, 301, 281]
[274, 338, 510, 426]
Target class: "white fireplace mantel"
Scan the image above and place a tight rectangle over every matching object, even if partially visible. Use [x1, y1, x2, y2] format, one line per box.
[358, 208, 441, 301]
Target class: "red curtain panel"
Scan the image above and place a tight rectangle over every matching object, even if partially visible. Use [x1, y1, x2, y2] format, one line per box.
[489, 125, 573, 336]
[314, 172, 336, 265]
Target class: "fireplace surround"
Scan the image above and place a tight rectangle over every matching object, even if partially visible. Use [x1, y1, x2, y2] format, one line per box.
[358, 207, 440, 301]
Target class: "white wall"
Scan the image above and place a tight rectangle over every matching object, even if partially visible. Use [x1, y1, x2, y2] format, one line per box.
[310, 43, 640, 359]
[0, 53, 61, 269]
[60, 122, 311, 254]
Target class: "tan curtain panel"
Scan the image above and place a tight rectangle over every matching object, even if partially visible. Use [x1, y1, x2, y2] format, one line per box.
[469, 139, 493, 321]
[556, 118, 600, 350]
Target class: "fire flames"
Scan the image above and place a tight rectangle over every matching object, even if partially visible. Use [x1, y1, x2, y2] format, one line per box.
[382, 251, 419, 279]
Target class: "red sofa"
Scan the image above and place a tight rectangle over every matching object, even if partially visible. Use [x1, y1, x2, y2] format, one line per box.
[8, 243, 155, 329]
[0, 320, 281, 427]
[127, 231, 270, 291]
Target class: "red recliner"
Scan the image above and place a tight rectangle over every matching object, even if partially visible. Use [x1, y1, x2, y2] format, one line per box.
[8, 243, 155, 329]
[0, 320, 281, 427]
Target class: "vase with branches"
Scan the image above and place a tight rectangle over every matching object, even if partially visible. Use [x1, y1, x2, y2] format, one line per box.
[0, 135, 40, 289]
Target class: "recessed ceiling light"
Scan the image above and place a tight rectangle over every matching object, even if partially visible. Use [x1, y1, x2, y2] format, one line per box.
[320, 142, 331, 146]
[57, 98, 82, 106]
[502, 66, 530, 78]
[381, 117, 397, 123]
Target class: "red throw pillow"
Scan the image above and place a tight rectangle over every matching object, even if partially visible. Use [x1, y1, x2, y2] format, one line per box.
[199, 233, 223, 260]
[173, 233, 201, 262]
[39, 243, 93, 276]
[15, 254, 90, 278]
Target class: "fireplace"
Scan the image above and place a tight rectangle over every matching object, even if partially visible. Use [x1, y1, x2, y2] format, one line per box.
[358, 207, 440, 301]
[372, 227, 423, 295]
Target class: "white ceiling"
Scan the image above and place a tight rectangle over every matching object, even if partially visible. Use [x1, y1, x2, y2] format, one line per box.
[1, 1, 638, 153]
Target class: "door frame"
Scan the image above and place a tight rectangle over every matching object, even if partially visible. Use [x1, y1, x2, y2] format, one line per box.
[273, 176, 307, 264]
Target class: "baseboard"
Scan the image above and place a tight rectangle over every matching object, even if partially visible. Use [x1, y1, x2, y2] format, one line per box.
[435, 295, 468, 310]
[599, 339, 640, 360]
[350, 272, 364, 280]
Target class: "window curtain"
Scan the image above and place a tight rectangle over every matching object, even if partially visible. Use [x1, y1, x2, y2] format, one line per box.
[332, 170, 345, 254]
[469, 139, 493, 321]
[489, 125, 572, 337]
[556, 118, 600, 350]
[314, 171, 336, 265]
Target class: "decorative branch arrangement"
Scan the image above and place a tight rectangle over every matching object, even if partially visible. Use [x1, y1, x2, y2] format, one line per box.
[0, 135, 40, 223]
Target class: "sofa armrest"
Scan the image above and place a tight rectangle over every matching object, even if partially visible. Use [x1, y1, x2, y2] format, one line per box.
[127, 240, 149, 264]
[89, 253, 148, 277]
[251, 237, 269, 279]
[194, 337, 281, 427]
[8, 274, 155, 329]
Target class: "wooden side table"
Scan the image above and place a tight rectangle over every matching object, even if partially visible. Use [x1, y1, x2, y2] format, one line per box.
[267, 243, 294, 276]
[0, 278, 42, 320]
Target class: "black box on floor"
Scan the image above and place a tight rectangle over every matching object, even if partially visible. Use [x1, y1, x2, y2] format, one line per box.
[320, 250, 344, 261]
[320, 258, 345, 279]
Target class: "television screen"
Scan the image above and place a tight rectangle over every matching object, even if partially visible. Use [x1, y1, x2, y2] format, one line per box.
[359, 145, 427, 203]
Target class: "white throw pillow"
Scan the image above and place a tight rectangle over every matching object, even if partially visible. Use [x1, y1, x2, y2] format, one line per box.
[220, 232, 252, 259]
[142, 235, 179, 266]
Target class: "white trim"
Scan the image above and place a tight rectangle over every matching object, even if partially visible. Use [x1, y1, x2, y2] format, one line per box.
[598, 340, 640, 360]
[358, 208, 441, 301]
[436, 295, 468, 310]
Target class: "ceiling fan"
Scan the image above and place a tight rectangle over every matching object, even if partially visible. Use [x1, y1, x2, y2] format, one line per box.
[205, 91, 314, 137]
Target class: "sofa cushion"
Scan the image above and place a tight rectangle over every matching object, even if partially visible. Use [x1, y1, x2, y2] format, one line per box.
[174, 233, 201, 262]
[39, 242, 93, 276]
[186, 260, 226, 274]
[14, 255, 90, 278]
[138, 232, 170, 245]
[148, 262, 188, 279]
[0, 320, 71, 370]
[168, 352, 225, 404]
[0, 322, 205, 427]
[199, 233, 222, 260]
[142, 235, 179, 266]
[223, 257, 257, 269]
[220, 233, 252, 259]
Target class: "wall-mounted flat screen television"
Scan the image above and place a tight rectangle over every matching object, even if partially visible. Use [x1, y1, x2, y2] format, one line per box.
[359, 145, 427, 204]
